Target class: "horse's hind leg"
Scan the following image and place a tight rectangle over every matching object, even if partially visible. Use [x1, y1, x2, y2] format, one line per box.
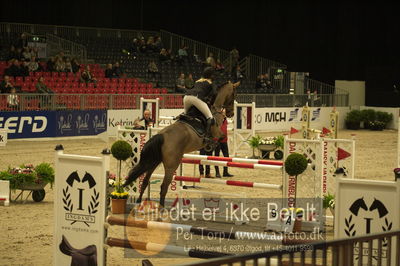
[160, 160, 181, 208]
[136, 166, 157, 204]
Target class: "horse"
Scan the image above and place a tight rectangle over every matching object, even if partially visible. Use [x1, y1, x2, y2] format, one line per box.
[124, 81, 239, 207]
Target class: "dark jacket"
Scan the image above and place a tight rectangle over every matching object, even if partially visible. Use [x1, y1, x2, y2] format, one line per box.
[186, 79, 216, 103]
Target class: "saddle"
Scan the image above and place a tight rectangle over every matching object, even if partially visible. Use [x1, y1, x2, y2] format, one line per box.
[176, 106, 208, 137]
[59, 235, 97, 266]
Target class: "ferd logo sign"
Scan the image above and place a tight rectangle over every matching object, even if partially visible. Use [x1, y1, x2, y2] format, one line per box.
[63, 171, 100, 227]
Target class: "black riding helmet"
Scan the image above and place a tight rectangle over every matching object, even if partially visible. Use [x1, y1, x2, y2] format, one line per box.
[203, 66, 216, 80]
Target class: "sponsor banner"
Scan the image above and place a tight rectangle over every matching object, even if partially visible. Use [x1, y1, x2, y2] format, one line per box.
[254, 107, 350, 132]
[0, 111, 56, 139]
[107, 109, 140, 136]
[335, 178, 400, 265]
[107, 109, 184, 136]
[56, 110, 107, 137]
[54, 149, 109, 266]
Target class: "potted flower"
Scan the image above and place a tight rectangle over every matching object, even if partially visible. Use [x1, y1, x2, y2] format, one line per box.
[110, 180, 129, 214]
[246, 135, 262, 159]
[110, 140, 133, 214]
[258, 137, 277, 159]
[284, 153, 308, 232]
[0, 163, 55, 202]
[323, 193, 335, 216]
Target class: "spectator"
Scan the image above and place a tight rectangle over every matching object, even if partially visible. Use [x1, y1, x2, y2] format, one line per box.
[159, 48, 170, 63]
[20, 59, 30, 76]
[112, 62, 124, 78]
[64, 58, 73, 73]
[47, 57, 56, 72]
[185, 73, 194, 90]
[146, 36, 156, 53]
[7, 87, 19, 109]
[5, 59, 23, 77]
[130, 38, 140, 56]
[15, 33, 28, 49]
[175, 73, 186, 93]
[55, 57, 65, 72]
[36, 76, 53, 93]
[178, 45, 189, 63]
[31, 47, 39, 59]
[263, 73, 273, 93]
[0, 75, 14, 94]
[81, 65, 97, 84]
[140, 109, 154, 129]
[215, 59, 225, 72]
[206, 53, 216, 68]
[147, 60, 160, 80]
[22, 47, 32, 61]
[214, 109, 233, 177]
[7, 45, 19, 61]
[71, 58, 80, 73]
[138, 38, 147, 53]
[167, 49, 175, 61]
[154, 36, 163, 52]
[230, 46, 240, 66]
[232, 65, 244, 83]
[36, 77, 53, 107]
[28, 56, 39, 72]
[105, 64, 114, 78]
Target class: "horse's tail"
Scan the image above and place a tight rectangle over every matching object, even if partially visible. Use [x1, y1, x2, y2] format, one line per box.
[123, 134, 164, 187]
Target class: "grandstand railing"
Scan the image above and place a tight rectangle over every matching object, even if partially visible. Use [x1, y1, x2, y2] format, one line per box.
[185, 229, 400, 266]
[160, 30, 232, 66]
[246, 54, 288, 80]
[0, 93, 348, 112]
[0, 22, 157, 41]
[45, 34, 87, 60]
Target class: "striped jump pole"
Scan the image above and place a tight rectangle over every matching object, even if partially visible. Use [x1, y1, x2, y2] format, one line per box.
[151, 174, 282, 190]
[106, 237, 229, 259]
[181, 158, 283, 170]
[183, 154, 283, 166]
[106, 216, 312, 245]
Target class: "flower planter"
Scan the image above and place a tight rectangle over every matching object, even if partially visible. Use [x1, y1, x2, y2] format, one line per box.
[111, 198, 127, 214]
[258, 144, 277, 151]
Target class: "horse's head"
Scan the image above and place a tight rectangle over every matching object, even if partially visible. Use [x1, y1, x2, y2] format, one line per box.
[213, 81, 239, 118]
[210, 81, 239, 139]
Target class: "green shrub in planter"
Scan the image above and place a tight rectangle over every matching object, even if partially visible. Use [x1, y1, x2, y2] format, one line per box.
[285, 153, 308, 176]
[361, 109, 376, 129]
[375, 111, 393, 128]
[111, 140, 133, 161]
[345, 110, 362, 130]
[369, 121, 386, 131]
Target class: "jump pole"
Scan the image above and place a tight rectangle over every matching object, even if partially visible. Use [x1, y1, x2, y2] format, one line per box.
[105, 216, 312, 245]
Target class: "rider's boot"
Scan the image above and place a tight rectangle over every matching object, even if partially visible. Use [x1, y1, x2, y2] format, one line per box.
[204, 117, 216, 152]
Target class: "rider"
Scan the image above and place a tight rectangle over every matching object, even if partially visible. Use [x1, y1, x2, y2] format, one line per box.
[183, 66, 217, 136]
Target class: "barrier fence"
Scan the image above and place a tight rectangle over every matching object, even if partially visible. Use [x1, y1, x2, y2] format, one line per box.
[184, 229, 400, 266]
[0, 93, 349, 112]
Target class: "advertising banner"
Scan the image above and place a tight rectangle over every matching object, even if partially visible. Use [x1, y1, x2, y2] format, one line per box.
[55, 110, 107, 137]
[335, 178, 400, 265]
[0, 111, 56, 139]
[107, 109, 140, 136]
[54, 148, 109, 266]
[253, 107, 350, 132]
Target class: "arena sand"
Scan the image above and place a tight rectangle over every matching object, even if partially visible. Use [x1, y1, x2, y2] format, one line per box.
[0, 129, 398, 266]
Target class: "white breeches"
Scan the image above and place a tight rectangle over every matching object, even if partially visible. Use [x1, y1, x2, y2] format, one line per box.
[183, 95, 213, 119]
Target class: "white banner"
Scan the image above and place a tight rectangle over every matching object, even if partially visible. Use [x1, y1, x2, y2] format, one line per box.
[335, 178, 400, 265]
[254, 107, 350, 132]
[54, 147, 109, 266]
[0, 129, 7, 146]
[107, 109, 140, 136]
